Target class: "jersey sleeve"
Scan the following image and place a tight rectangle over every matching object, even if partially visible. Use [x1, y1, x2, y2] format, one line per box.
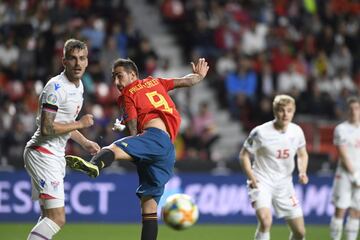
[297, 127, 306, 149]
[41, 81, 63, 112]
[158, 78, 175, 91]
[333, 125, 346, 146]
[243, 128, 261, 154]
[122, 94, 137, 123]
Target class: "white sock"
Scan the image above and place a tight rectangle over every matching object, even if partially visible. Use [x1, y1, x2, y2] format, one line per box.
[255, 229, 270, 240]
[289, 232, 305, 240]
[330, 217, 343, 240]
[345, 217, 359, 240]
[27, 217, 61, 240]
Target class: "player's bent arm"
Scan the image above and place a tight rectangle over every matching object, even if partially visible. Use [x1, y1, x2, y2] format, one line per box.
[40, 110, 88, 136]
[239, 148, 257, 186]
[70, 130, 90, 146]
[70, 130, 100, 154]
[337, 145, 354, 174]
[126, 119, 138, 136]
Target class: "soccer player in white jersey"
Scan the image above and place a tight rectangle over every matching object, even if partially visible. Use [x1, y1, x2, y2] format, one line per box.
[240, 94, 309, 240]
[330, 96, 360, 240]
[23, 39, 100, 240]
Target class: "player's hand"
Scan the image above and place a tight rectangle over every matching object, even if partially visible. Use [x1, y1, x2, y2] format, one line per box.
[112, 118, 126, 131]
[350, 172, 360, 187]
[247, 178, 258, 189]
[83, 140, 100, 155]
[298, 173, 309, 184]
[191, 58, 209, 79]
[78, 114, 94, 128]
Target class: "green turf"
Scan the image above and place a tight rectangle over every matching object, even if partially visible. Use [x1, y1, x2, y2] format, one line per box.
[0, 223, 330, 240]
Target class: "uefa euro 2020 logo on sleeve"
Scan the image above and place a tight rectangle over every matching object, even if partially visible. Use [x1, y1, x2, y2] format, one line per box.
[46, 93, 58, 105]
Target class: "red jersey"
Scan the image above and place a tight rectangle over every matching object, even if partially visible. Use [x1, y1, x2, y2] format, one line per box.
[118, 76, 181, 142]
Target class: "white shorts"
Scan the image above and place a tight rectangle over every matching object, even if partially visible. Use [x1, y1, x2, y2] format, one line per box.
[24, 147, 66, 206]
[248, 177, 303, 219]
[332, 171, 360, 210]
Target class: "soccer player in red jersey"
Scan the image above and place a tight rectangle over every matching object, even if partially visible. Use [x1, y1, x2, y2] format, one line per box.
[66, 57, 209, 240]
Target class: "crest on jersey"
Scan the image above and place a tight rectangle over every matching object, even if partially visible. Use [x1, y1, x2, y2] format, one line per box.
[51, 181, 60, 191]
[46, 93, 58, 105]
[39, 179, 46, 188]
[54, 83, 61, 91]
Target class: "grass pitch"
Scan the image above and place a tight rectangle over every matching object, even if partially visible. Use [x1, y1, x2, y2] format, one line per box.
[0, 223, 329, 240]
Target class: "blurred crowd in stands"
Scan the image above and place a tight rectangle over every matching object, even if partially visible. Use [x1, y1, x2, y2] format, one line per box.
[156, 0, 359, 167]
[0, 0, 358, 170]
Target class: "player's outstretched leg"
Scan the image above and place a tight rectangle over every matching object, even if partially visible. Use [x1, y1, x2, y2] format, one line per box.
[89, 148, 115, 170]
[66, 149, 115, 177]
[65, 155, 99, 178]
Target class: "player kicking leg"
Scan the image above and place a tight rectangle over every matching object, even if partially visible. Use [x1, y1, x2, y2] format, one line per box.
[65, 155, 99, 177]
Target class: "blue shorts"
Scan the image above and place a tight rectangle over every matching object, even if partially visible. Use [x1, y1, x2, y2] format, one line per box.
[114, 128, 175, 204]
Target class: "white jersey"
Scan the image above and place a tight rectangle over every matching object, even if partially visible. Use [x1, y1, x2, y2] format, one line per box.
[244, 120, 306, 182]
[26, 72, 84, 156]
[334, 121, 360, 173]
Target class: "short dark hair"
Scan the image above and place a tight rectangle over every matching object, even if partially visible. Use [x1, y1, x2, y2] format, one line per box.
[347, 96, 360, 106]
[63, 39, 87, 59]
[113, 58, 139, 78]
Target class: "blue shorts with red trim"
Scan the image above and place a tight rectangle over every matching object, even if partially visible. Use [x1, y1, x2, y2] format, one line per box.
[114, 127, 175, 204]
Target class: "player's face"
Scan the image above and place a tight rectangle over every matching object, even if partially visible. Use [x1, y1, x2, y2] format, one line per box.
[274, 103, 295, 128]
[112, 66, 136, 92]
[349, 102, 360, 122]
[63, 48, 88, 82]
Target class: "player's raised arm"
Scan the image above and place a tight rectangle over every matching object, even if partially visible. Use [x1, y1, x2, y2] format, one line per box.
[172, 58, 209, 88]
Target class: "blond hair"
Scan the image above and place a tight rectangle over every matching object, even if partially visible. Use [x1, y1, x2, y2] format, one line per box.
[273, 94, 296, 112]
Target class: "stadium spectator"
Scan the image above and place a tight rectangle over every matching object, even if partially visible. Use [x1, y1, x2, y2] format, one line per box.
[132, 38, 158, 77]
[65, 58, 209, 240]
[100, 36, 122, 84]
[0, 37, 20, 76]
[225, 56, 257, 117]
[257, 62, 275, 98]
[181, 125, 202, 160]
[2, 117, 30, 168]
[330, 96, 360, 240]
[330, 44, 353, 75]
[23, 39, 100, 240]
[215, 50, 237, 78]
[80, 14, 106, 55]
[241, 21, 268, 56]
[240, 94, 309, 240]
[192, 101, 220, 161]
[277, 63, 307, 95]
